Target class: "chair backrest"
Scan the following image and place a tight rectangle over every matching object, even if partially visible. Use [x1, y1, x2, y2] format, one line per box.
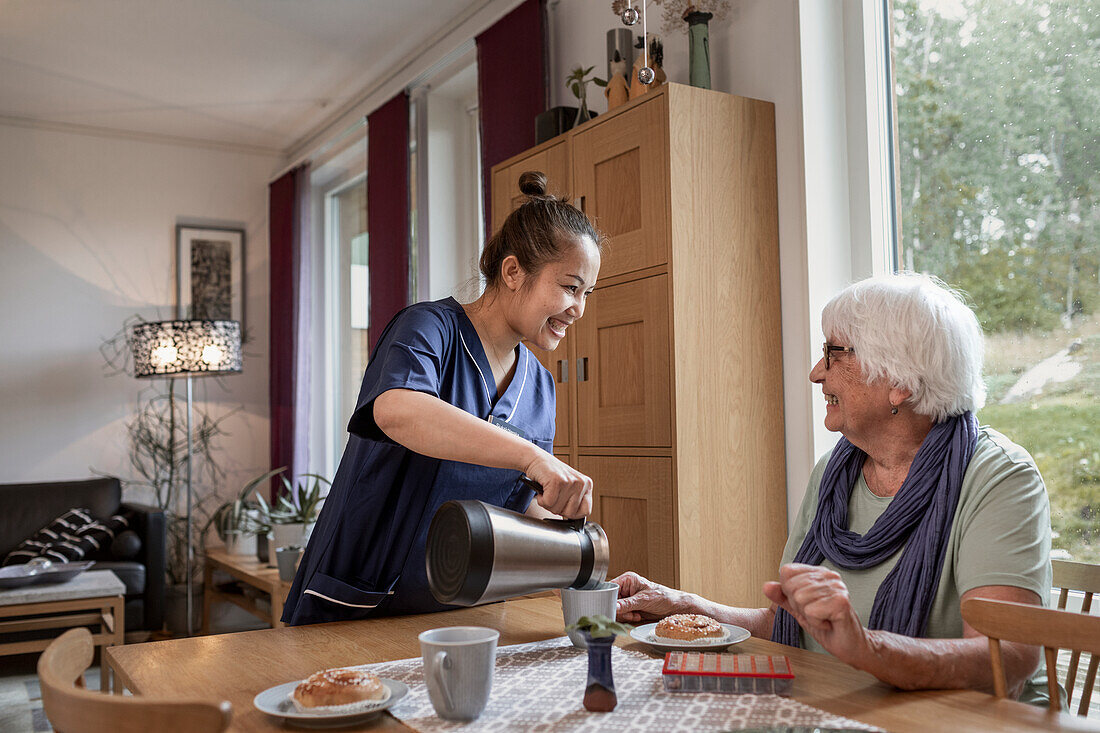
[961, 597, 1100, 715]
[38, 629, 232, 733]
[1053, 559, 1100, 716]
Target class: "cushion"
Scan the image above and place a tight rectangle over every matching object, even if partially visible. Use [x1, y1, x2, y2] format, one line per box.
[1, 508, 130, 566]
[110, 530, 143, 560]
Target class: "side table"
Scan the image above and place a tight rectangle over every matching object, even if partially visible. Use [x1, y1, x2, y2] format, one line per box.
[0, 569, 125, 691]
[202, 547, 291, 633]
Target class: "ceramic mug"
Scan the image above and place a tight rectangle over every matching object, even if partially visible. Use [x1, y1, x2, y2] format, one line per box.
[561, 581, 619, 648]
[418, 626, 499, 721]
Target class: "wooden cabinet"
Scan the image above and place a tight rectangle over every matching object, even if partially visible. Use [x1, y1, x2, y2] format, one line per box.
[527, 334, 573, 451]
[581, 455, 676, 584]
[571, 98, 669, 278]
[490, 140, 571, 234]
[574, 275, 671, 447]
[491, 84, 787, 606]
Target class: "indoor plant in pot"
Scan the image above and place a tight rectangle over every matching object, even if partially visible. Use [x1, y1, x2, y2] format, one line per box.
[566, 614, 633, 712]
[206, 467, 284, 556]
[269, 471, 329, 551]
[565, 65, 607, 127]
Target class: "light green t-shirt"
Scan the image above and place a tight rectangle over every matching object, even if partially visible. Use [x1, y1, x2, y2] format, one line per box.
[783, 426, 1053, 705]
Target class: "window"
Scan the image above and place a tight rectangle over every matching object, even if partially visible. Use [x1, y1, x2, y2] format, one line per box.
[329, 179, 370, 421]
[891, 0, 1099, 562]
[309, 135, 368, 477]
[409, 46, 483, 303]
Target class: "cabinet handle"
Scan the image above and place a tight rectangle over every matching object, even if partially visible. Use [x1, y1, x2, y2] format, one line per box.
[558, 359, 569, 383]
[574, 196, 586, 214]
[577, 357, 588, 382]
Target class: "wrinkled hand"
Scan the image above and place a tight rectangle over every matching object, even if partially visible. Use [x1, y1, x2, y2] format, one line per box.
[613, 572, 691, 623]
[763, 563, 871, 666]
[523, 453, 593, 519]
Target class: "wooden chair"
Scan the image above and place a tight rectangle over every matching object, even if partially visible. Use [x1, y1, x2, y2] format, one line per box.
[1053, 559, 1100, 715]
[38, 628, 232, 733]
[961, 596, 1100, 715]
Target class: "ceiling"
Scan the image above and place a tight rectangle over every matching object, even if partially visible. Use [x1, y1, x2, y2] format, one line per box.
[0, 0, 486, 155]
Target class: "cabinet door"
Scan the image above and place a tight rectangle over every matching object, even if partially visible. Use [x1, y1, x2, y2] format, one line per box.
[490, 141, 571, 235]
[580, 455, 675, 587]
[524, 331, 573, 450]
[571, 97, 669, 278]
[574, 275, 671, 447]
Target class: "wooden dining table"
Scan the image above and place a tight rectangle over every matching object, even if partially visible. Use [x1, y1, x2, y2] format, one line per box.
[103, 595, 1099, 732]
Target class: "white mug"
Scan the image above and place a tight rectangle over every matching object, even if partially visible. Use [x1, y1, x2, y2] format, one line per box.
[561, 581, 619, 648]
[418, 626, 499, 721]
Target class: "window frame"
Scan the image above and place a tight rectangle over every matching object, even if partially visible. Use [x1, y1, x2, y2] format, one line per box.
[308, 137, 368, 480]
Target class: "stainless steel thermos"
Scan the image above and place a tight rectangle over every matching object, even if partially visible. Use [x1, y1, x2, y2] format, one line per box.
[426, 499, 610, 606]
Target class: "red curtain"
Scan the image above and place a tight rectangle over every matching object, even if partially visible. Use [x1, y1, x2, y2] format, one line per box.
[269, 165, 309, 497]
[476, 0, 548, 237]
[367, 93, 411, 349]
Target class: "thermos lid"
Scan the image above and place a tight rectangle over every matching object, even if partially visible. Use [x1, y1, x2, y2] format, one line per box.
[426, 500, 494, 605]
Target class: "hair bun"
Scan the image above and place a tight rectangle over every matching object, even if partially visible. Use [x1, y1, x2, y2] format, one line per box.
[518, 170, 548, 198]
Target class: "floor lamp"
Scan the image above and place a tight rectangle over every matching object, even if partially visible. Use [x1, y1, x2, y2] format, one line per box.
[129, 320, 242, 636]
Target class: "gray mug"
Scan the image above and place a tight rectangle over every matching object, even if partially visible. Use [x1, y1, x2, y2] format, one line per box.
[418, 626, 499, 721]
[561, 581, 619, 648]
[275, 545, 301, 582]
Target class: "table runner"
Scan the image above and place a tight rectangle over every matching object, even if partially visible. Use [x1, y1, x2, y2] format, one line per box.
[362, 637, 883, 732]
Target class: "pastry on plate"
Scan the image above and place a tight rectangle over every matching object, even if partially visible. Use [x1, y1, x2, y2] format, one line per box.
[654, 613, 728, 642]
[292, 667, 389, 711]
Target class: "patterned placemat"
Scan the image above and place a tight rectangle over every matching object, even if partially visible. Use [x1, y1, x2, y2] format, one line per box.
[361, 637, 883, 732]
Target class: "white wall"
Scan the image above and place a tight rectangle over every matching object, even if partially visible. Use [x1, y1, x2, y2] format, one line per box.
[0, 123, 280, 506]
[548, 0, 815, 522]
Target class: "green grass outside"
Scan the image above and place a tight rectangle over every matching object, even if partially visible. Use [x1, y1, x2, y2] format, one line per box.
[979, 402, 1100, 563]
[978, 322, 1100, 563]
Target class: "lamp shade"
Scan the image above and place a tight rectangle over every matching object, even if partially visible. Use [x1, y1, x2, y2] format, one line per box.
[130, 320, 243, 378]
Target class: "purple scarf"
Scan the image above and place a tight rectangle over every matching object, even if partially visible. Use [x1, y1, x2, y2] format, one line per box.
[771, 411, 979, 646]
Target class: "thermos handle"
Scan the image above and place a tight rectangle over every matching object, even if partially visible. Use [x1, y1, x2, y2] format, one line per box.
[519, 475, 586, 531]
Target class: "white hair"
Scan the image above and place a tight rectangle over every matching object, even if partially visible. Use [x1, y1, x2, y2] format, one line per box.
[821, 272, 986, 422]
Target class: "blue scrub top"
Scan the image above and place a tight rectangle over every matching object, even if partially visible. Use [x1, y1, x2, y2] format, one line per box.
[282, 297, 557, 625]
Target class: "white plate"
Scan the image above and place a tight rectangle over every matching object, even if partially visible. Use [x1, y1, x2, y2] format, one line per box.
[253, 677, 408, 729]
[629, 622, 751, 653]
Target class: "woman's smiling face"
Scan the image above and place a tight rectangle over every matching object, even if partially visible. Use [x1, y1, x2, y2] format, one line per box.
[509, 233, 601, 351]
[809, 338, 895, 440]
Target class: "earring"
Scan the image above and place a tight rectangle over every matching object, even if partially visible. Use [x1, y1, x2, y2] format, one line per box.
[890, 405, 899, 415]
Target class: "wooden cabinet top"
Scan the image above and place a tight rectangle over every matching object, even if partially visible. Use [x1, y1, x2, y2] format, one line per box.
[490, 83, 774, 174]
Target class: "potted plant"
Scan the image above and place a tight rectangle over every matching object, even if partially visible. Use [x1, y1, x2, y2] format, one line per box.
[565, 65, 607, 126]
[566, 614, 633, 712]
[269, 471, 330, 551]
[205, 468, 284, 556]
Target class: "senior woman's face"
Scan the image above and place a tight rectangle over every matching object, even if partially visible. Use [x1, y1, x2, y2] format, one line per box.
[809, 339, 893, 438]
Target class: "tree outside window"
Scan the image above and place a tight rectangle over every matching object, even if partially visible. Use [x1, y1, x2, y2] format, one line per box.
[893, 0, 1099, 562]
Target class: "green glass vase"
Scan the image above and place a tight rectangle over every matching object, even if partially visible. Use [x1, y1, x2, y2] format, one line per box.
[685, 10, 713, 90]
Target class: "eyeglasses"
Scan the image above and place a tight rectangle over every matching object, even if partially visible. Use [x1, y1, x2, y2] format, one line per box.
[822, 342, 855, 370]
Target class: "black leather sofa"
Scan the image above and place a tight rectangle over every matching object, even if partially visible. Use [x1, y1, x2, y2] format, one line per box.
[0, 477, 166, 633]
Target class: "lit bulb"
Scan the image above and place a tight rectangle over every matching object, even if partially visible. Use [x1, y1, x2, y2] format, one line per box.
[151, 344, 177, 368]
[621, 6, 640, 25]
[638, 66, 655, 85]
[202, 344, 224, 366]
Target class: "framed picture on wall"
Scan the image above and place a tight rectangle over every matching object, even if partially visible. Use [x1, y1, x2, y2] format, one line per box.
[176, 225, 245, 326]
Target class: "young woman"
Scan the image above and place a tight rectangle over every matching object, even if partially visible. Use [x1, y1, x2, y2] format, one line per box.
[282, 171, 604, 624]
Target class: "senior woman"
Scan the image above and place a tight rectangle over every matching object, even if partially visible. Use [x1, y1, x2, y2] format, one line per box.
[615, 273, 1052, 703]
